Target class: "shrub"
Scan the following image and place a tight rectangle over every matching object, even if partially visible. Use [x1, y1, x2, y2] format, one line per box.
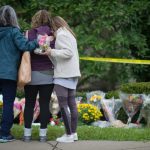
[76, 91, 87, 103]
[105, 90, 119, 99]
[77, 103, 103, 124]
[120, 82, 150, 94]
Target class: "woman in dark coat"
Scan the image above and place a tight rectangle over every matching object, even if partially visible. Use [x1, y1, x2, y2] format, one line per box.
[0, 5, 39, 143]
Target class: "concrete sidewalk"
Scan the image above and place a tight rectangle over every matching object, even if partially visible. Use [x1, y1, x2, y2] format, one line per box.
[0, 140, 150, 150]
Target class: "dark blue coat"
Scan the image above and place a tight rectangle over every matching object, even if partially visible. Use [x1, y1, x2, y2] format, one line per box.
[0, 26, 38, 81]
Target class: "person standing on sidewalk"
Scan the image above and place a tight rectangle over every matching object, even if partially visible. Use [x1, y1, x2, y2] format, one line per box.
[42, 16, 81, 143]
[0, 5, 39, 143]
[23, 10, 54, 142]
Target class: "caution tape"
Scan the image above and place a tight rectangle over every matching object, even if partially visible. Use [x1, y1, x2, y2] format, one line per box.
[80, 57, 150, 65]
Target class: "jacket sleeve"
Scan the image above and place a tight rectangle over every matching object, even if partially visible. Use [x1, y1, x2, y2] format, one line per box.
[12, 28, 38, 51]
[50, 33, 74, 59]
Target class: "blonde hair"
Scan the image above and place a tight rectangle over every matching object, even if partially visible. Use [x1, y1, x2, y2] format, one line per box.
[31, 10, 51, 28]
[51, 16, 76, 38]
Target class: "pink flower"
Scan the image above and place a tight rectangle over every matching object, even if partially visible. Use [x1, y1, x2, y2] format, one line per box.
[38, 35, 47, 46]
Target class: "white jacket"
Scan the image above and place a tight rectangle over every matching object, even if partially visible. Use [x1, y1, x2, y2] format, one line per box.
[49, 27, 81, 78]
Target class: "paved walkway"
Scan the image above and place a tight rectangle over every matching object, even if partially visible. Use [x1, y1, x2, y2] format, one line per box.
[0, 140, 150, 150]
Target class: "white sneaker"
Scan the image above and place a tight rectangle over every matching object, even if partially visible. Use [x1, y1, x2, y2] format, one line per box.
[56, 134, 74, 143]
[72, 133, 78, 141]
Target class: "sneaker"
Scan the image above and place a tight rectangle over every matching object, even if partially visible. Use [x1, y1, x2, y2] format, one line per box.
[22, 136, 31, 142]
[72, 133, 78, 141]
[0, 135, 15, 143]
[39, 136, 47, 142]
[56, 134, 74, 143]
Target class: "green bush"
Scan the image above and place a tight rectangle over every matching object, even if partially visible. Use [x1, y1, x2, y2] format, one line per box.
[120, 82, 150, 94]
[1, 0, 150, 90]
[105, 90, 119, 99]
[76, 91, 87, 103]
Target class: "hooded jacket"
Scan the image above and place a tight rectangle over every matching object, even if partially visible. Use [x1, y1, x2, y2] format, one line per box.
[0, 26, 38, 81]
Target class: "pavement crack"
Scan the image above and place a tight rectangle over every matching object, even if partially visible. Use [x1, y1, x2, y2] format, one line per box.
[46, 141, 63, 150]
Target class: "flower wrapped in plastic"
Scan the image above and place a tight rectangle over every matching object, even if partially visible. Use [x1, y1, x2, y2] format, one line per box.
[86, 91, 105, 109]
[120, 92, 144, 124]
[13, 97, 22, 119]
[49, 92, 60, 115]
[77, 103, 103, 124]
[101, 98, 115, 122]
[101, 97, 122, 123]
[136, 94, 150, 127]
[49, 115, 63, 126]
[19, 98, 40, 125]
[34, 35, 52, 54]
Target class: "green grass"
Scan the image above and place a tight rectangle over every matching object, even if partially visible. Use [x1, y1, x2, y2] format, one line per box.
[12, 124, 150, 141]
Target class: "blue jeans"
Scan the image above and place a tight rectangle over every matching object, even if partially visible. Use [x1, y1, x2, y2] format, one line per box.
[0, 79, 17, 136]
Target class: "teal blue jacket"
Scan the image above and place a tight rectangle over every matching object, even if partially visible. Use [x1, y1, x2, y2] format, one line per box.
[0, 26, 38, 81]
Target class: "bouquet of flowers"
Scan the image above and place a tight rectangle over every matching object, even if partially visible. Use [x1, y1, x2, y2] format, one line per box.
[50, 115, 63, 126]
[101, 98, 122, 123]
[101, 98, 115, 122]
[86, 91, 105, 109]
[34, 35, 50, 54]
[13, 98, 22, 119]
[120, 92, 144, 124]
[49, 92, 60, 115]
[136, 94, 150, 127]
[77, 103, 103, 124]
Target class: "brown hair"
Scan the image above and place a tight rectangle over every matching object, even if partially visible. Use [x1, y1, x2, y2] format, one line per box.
[31, 10, 51, 28]
[51, 16, 76, 38]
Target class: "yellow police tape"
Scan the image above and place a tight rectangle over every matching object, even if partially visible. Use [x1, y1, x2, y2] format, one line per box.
[80, 57, 150, 65]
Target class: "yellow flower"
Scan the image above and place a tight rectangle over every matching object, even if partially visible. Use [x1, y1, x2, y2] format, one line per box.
[77, 103, 103, 124]
[90, 95, 102, 102]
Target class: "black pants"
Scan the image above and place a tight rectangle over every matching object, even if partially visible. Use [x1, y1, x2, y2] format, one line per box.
[54, 84, 78, 135]
[24, 84, 54, 129]
[0, 79, 17, 136]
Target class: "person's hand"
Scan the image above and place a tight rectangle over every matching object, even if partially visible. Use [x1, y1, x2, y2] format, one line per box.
[46, 36, 54, 42]
[38, 47, 52, 56]
[47, 36, 54, 42]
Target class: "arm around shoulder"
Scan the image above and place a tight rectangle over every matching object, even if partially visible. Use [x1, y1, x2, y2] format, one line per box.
[12, 27, 38, 51]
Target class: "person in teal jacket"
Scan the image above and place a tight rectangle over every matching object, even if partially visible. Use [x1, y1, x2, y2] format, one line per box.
[0, 5, 39, 143]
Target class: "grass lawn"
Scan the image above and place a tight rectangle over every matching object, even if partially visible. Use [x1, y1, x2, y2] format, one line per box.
[12, 124, 150, 141]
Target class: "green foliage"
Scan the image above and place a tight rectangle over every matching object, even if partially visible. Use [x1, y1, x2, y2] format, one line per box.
[1, 0, 150, 90]
[76, 91, 87, 102]
[12, 124, 150, 141]
[120, 82, 150, 94]
[105, 90, 119, 99]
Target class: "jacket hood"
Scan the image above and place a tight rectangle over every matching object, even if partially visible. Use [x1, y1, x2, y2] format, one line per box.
[0, 27, 12, 40]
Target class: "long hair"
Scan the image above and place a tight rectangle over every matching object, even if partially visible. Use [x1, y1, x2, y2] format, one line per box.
[0, 5, 19, 28]
[51, 16, 76, 38]
[31, 10, 51, 28]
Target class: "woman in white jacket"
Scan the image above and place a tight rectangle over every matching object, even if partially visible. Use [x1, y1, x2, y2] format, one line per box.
[44, 16, 81, 143]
